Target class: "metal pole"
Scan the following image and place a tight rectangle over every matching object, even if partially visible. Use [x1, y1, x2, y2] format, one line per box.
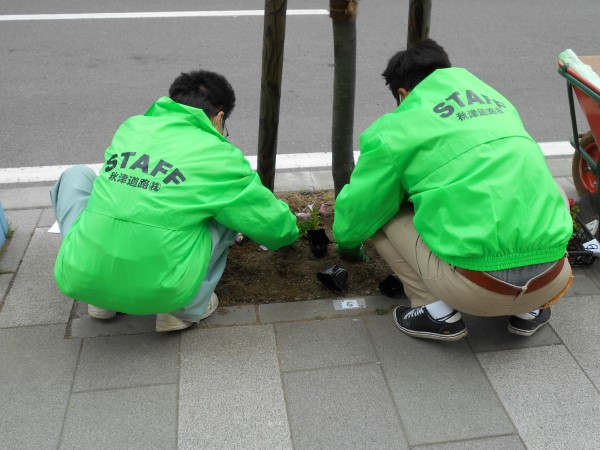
[330, 0, 357, 197]
[407, 0, 431, 49]
[257, 0, 287, 191]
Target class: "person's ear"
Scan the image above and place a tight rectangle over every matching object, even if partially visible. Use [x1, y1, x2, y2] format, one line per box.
[398, 88, 410, 101]
[212, 111, 225, 133]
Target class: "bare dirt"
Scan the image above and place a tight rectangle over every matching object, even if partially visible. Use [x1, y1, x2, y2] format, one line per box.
[216, 190, 395, 307]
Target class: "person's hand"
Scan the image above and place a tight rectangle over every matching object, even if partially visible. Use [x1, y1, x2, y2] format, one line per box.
[337, 243, 369, 262]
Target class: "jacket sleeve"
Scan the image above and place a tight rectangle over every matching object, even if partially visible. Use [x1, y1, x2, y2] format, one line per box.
[333, 130, 404, 249]
[207, 149, 298, 250]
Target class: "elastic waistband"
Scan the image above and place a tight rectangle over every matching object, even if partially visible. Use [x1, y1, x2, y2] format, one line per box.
[455, 257, 566, 295]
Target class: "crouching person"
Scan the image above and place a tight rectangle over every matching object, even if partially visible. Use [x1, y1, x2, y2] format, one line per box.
[51, 69, 298, 332]
[333, 39, 573, 341]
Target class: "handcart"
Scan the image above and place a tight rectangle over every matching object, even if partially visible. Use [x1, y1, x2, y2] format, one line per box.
[557, 51, 600, 200]
[557, 50, 600, 265]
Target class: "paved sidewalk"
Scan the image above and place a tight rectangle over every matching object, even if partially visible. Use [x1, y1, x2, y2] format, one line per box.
[1, 159, 600, 449]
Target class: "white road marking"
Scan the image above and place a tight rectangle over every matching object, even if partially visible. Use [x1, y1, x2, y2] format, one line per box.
[0, 10, 329, 21]
[0, 142, 575, 184]
[539, 141, 575, 157]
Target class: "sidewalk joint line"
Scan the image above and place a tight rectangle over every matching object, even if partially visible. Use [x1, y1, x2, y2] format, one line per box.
[56, 336, 84, 448]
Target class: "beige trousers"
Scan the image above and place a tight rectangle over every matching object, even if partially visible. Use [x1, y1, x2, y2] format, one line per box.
[372, 205, 573, 317]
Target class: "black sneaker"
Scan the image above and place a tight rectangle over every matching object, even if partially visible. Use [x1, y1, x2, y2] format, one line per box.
[508, 308, 551, 336]
[393, 305, 468, 341]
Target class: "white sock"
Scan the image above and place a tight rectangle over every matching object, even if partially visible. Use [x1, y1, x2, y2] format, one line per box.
[515, 309, 540, 320]
[424, 300, 454, 320]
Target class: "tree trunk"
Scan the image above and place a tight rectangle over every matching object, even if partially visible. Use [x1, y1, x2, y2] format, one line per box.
[257, 0, 287, 191]
[330, 0, 357, 197]
[407, 0, 431, 49]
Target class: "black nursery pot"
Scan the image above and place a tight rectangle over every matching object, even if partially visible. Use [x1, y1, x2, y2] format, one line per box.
[378, 274, 404, 298]
[306, 228, 331, 257]
[316, 265, 349, 292]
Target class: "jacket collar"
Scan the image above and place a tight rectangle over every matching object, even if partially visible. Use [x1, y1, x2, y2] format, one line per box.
[144, 96, 227, 141]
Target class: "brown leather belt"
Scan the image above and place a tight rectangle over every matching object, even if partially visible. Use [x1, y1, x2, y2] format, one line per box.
[454, 257, 566, 296]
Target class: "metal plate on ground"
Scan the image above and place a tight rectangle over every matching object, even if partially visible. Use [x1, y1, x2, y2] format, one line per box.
[333, 298, 367, 310]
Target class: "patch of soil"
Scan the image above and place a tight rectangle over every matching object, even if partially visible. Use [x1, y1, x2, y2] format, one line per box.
[216, 190, 395, 307]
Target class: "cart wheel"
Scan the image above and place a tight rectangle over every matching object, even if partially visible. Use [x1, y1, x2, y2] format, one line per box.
[572, 131, 599, 196]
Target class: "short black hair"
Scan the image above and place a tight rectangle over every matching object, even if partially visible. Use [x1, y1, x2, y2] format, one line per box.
[168, 70, 236, 120]
[382, 39, 451, 103]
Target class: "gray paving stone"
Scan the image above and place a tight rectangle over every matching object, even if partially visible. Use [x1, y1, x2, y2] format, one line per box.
[545, 157, 571, 178]
[463, 314, 561, 354]
[0, 185, 52, 209]
[202, 304, 258, 327]
[412, 434, 525, 450]
[478, 345, 600, 449]
[579, 263, 600, 290]
[554, 176, 577, 200]
[0, 273, 12, 302]
[260, 298, 341, 322]
[39, 207, 56, 227]
[551, 295, 600, 390]
[179, 324, 291, 449]
[61, 385, 177, 450]
[365, 315, 514, 446]
[564, 267, 600, 297]
[275, 170, 316, 192]
[69, 304, 258, 338]
[73, 333, 180, 392]
[274, 170, 333, 192]
[0, 228, 72, 327]
[259, 296, 400, 323]
[0, 208, 41, 273]
[0, 324, 80, 449]
[69, 314, 156, 338]
[72, 298, 88, 316]
[275, 317, 378, 372]
[284, 364, 408, 449]
[309, 170, 334, 191]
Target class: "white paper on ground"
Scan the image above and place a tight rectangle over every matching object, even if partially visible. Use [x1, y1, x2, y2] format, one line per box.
[582, 238, 600, 254]
[48, 221, 60, 234]
[585, 219, 599, 236]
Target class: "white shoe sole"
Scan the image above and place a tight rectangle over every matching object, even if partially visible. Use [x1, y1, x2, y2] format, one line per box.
[156, 293, 219, 332]
[393, 308, 468, 341]
[88, 305, 117, 320]
[396, 324, 468, 341]
[507, 322, 547, 336]
[155, 315, 194, 332]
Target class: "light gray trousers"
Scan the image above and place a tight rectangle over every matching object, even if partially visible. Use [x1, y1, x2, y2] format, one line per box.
[50, 165, 236, 321]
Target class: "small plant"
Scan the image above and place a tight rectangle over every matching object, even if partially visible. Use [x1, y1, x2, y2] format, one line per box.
[1, 223, 15, 271]
[568, 198, 581, 234]
[295, 203, 327, 237]
[5, 223, 15, 240]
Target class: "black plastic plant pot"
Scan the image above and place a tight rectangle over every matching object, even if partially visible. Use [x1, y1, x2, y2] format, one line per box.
[306, 228, 331, 257]
[316, 265, 348, 292]
[378, 274, 404, 298]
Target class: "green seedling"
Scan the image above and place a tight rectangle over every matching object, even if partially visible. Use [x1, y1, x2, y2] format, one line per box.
[5, 223, 15, 240]
[296, 203, 327, 237]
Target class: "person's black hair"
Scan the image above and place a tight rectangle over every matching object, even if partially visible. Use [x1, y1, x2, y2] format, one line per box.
[382, 39, 451, 103]
[168, 70, 236, 119]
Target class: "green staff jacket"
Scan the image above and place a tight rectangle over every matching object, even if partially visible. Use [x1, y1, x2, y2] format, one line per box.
[55, 97, 298, 314]
[333, 68, 572, 271]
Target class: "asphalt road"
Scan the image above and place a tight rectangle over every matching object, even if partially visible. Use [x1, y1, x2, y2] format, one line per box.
[0, 0, 598, 169]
